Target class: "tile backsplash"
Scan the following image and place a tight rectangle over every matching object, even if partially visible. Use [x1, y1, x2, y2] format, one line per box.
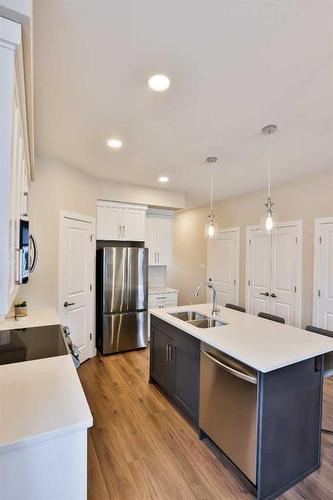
[148, 266, 167, 288]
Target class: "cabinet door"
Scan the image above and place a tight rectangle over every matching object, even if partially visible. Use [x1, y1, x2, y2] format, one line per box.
[145, 216, 157, 265]
[96, 206, 122, 240]
[171, 333, 200, 423]
[150, 326, 172, 392]
[156, 217, 172, 266]
[122, 208, 145, 241]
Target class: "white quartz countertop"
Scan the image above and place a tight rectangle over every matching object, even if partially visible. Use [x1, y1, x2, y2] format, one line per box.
[149, 287, 179, 295]
[0, 309, 60, 331]
[0, 354, 93, 454]
[151, 303, 333, 373]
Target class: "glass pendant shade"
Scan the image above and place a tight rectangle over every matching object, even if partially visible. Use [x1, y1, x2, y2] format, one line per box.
[206, 211, 216, 238]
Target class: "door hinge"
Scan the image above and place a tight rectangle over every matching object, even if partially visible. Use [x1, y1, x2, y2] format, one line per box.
[90, 284, 92, 291]
[89, 333, 92, 340]
[319, 236, 322, 244]
[248, 280, 250, 286]
[248, 240, 251, 246]
[295, 237, 298, 244]
[234, 279, 237, 286]
[90, 234, 93, 242]
[294, 286, 297, 293]
[318, 289, 321, 298]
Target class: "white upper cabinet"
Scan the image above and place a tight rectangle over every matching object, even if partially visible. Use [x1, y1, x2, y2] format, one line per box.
[0, 17, 31, 318]
[145, 212, 173, 266]
[96, 201, 147, 241]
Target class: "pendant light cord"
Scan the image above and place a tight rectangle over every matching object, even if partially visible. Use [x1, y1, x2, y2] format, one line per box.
[210, 172, 213, 212]
[267, 135, 271, 199]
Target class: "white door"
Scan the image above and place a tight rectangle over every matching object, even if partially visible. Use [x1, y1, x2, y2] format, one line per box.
[156, 217, 172, 266]
[122, 208, 145, 241]
[207, 228, 240, 307]
[246, 222, 302, 326]
[59, 214, 95, 362]
[246, 229, 271, 315]
[270, 225, 299, 325]
[314, 219, 333, 330]
[96, 205, 122, 240]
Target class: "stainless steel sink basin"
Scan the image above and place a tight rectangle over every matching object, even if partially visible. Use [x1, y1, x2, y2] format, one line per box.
[187, 318, 225, 328]
[169, 311, 226, 328]
[170, 311, 206, 321]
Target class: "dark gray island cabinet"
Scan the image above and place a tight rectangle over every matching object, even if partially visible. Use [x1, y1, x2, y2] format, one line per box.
[149, 315, 324, 500]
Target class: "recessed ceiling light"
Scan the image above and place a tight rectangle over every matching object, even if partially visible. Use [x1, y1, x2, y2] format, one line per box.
[158, 176, 169, 183]
[148, 74, 170, 92]
[107, 138, 123, 149]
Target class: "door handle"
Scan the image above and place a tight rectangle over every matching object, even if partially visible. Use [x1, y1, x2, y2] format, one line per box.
[260, 292, 269, 297]
[270, 293, 277, 298]
[64, 301, 75, 308]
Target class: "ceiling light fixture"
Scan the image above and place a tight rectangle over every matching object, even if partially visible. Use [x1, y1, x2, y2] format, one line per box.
[107, 138, 123, 149]
[158, 176, 169, 183]
[262, 124, 277, 232]
[206, 156, 218, 239]
[148, 74, 170, 92]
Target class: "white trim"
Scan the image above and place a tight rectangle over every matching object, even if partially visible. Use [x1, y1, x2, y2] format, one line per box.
[96, 200, 148, 211]
[207, 226, 240, 306]
[313, 217, 333, 327]
[59, 210, 96, 360]
[0, 16, 21, 47]
[245, 220, 303, 327]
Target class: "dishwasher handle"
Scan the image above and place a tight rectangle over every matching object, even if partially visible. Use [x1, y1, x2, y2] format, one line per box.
[201, 349, 257, 385]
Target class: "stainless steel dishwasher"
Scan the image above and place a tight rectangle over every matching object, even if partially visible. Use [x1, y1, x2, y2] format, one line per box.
[200, 343, 258, 484]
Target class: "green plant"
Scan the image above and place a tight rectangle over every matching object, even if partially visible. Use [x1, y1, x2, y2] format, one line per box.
[15, 301, 27, 308]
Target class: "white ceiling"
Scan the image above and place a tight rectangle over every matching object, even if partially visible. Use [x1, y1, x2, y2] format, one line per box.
[34, 0, 333, 207]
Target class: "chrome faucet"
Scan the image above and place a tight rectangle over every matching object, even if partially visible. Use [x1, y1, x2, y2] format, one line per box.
[192, 280, 220, 316]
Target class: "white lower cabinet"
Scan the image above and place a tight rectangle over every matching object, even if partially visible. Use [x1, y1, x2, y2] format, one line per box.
[96, 201, 147, 241]
[148, 291, 178, 339]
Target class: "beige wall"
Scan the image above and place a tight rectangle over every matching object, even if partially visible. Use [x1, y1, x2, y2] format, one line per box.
[18, 156, 185, 310]
[168, 169, 333, 327]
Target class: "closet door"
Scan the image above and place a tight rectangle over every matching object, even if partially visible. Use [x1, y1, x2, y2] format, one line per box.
[314, 220, 333, 330]
[207, 228, 240, 307]
[246, 229, 271, 315]
[270, 225, 299, 326]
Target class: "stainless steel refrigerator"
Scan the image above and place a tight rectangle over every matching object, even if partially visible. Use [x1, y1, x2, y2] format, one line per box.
[96, 246, 148, 354]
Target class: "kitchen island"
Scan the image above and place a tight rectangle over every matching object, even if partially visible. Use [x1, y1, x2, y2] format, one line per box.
[149, 304, 333, 500]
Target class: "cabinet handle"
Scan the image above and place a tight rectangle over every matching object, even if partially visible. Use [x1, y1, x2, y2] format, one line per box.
[122, 225, 125, 237]
[158, 252, 160, 263]
[166, 344, 169, 363]
[168, 345, 173, 363]
[118, 225, 122, 238]
[15, 248, 22, 284]
[154, 252, 157, 263]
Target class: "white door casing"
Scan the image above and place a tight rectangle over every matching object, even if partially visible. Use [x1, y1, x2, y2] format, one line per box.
[246, 221, 302, 327]
[313, 218, 333, 330]
[207, 228, 240, 307]
[59, 211, 95, 362]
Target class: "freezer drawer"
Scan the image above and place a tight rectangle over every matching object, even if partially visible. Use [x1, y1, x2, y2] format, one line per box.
[101, 311, 147, 354]
[199, 345, 258, 484]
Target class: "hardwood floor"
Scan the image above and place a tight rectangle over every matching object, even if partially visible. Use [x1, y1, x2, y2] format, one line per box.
[78, 349, 333, 500]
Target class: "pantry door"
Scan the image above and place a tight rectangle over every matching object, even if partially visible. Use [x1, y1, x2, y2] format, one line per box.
[207, 228, 240, 307]
[246, 221, 302, 326]
[270, 224, 302, 327]
[59, 211, 95, 362]
[313, 218, 333, 330]
[246, 228, 271, 316]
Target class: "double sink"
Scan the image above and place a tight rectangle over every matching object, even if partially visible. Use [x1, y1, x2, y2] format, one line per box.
[169, 311, 226, 329]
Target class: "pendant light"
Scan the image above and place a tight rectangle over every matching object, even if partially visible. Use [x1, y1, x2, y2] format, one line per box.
[262, 124, 277, 232]
[206, 156, 218, 238]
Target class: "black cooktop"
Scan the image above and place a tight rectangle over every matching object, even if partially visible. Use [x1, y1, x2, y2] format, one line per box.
[0, 324, 68, 366]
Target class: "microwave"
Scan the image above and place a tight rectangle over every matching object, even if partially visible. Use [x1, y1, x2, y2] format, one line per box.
[19, 219, 29, 283]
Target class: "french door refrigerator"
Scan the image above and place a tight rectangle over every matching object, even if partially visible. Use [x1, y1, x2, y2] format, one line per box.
[96, 246, 148, 354]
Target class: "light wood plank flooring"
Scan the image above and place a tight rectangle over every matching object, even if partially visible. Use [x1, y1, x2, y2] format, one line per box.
[78, 349, 333, 500]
